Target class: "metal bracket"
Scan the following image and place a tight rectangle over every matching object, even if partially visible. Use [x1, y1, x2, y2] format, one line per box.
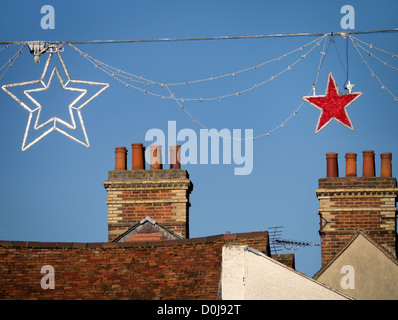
[320, 215, 329, 231]
[27, 41, 49, 64]
[337, 32, 349, 39]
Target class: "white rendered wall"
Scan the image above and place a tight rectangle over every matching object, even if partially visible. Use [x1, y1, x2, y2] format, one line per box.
[221, 245, 350, 300]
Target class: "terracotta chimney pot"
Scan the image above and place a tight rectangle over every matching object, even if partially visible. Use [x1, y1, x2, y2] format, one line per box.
[170, 145, 181, 169]
[380, 152, 392, 177]
[150, 145, 163, 169]
[131, 143, 145, 170]
[362, 150, 375, 177]
[326, 153, 339, 177]
[345, 153, 357, 177]
[115, 147, 127, 170]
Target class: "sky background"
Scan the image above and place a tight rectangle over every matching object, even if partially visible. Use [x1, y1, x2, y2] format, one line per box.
[0, 0, 397, 277]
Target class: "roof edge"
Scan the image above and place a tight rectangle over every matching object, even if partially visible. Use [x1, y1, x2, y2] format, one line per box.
[0, 231, 269, 249]
[236, 244, 354, 300]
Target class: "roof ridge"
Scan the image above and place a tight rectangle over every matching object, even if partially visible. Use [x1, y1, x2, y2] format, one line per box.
[238, 244, 354, 300]
[0, 230, 269, 249]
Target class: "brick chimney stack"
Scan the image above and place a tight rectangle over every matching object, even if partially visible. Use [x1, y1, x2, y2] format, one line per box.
[316, 150, 398, 266]
[104, 144, 193, 242]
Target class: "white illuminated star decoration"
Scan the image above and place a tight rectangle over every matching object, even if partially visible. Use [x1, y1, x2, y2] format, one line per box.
[1, 50, 109, 151]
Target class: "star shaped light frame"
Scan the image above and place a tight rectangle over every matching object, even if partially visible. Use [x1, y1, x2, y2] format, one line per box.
[303, 72, 362, 133]
[1, 48, 109, 151]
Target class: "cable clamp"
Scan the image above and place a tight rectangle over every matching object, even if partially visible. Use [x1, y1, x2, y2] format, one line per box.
[27, 41, 49, 64]
[337, 32, 349, 39]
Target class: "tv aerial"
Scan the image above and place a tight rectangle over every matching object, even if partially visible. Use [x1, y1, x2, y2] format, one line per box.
[275, 239, 311, 254]
[268, 226, 284, 254]
[268, 226, 311, 254]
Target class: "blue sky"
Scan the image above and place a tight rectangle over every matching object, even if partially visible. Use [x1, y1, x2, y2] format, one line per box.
[0, 0, 397, 277]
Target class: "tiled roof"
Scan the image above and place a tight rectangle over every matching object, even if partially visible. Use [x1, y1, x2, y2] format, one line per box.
[0, 231, 269, 300]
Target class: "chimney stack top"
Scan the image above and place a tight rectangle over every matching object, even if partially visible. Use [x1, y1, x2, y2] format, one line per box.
[324, 150, 393, 178]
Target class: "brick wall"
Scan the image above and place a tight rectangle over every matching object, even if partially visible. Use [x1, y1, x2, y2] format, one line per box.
[316, 177, 398, 266]
[318, 177, 398, 189]
[0, 232, 269, 300]
[104, 169, 193, 242]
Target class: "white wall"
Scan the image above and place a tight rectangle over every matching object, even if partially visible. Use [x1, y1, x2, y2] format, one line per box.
[315, 233, 398, 300]
[221, 244, 350, 300]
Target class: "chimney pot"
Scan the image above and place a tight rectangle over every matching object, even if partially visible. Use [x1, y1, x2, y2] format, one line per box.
[170, 145, 181, 169]
[131, 143, 145, 170]
[326, 153, 339, 177]
[150, 145, 163, 169]
[115, 147, 127, 170]
[362, 150, 375, 177]
[380, 152, 392, 177]
[345, 153, 357, 177]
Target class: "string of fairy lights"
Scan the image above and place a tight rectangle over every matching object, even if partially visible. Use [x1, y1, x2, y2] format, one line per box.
[349, 36, 398, 101]
[68, 35, 326, 102]
[68, 34, 329, 140]
[0, 29, 397, 146]
[0, 45, 25, 82]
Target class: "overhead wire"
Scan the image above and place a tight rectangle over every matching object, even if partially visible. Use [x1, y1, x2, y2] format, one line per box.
[349, 35, 397, 101]
[0, 44, 11, 54]
[0, 28, 397, 45]
[350, 36, 398, 71]
[69, 34, 327, 102]
[0, 29, 397, 144]
[0, 45, 25, 82]
[68, 34, 330, 140]
[349, 35, 398, 58]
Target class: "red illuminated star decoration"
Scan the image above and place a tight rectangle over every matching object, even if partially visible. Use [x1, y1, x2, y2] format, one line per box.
[303, 72, 362, 133]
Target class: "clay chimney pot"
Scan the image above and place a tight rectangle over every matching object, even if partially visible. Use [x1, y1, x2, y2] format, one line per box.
[345, 153, 357, 177]
[362, 150, 375, 177]
[380, 152, 392, 177]
[150, 145, 163, 169]
[131, 143, 145, 170]
[115, 147, 127, 170]
[170, 145, 181, 169]
[326, 153, 339, 177]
